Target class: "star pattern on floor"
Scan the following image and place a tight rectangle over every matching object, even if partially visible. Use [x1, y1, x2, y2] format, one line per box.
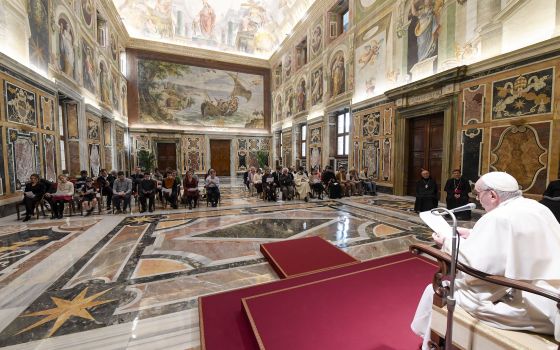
[125, 216, 159, 225]
[16, 287, 116, 338]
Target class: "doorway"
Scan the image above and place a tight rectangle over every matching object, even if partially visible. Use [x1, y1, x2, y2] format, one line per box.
[157, 143, 177, 171]
[210, 139, 231, 176]
[406, 113, 444, 195]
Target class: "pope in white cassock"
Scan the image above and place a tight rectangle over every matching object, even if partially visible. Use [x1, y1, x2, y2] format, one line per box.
[411, 172, 560, 349]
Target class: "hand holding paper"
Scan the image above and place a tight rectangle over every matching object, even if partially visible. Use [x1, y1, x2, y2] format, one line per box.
[419, 210, 453, 243]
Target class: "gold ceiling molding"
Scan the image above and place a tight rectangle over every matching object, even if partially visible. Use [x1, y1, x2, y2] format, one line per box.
[126, 38, 270, 69]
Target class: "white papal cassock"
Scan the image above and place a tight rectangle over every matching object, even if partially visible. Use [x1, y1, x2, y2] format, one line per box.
[412, 196, 560, 347]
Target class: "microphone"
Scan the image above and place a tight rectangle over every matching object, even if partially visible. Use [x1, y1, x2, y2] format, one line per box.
[450, 203, 476, 213]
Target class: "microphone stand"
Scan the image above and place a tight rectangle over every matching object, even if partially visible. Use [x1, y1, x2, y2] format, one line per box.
[430, 207, 458, 350]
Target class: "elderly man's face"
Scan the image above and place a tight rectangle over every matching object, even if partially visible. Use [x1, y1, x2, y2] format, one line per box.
[474, 179, 499, 212]
[421, 170, 430, 179]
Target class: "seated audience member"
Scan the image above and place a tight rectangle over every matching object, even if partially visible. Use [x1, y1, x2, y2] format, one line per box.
[411, 172, 560, 349]
[81, 177, 98, 216]
[348, 169, 363, 195]
[414, 169, 438, 212]
[310, 169, 324, 199]
[153, 168, 163, 202]
[336, 167, 351, 197]
[130, 167, 144, 196]
[21, 174, 46, 222]
[279, 167, 295, 201]
[171, 170, 182, 187]
[540, 178, 560, 223]
[243, 167, 256, 191]
[182, 170, 199, 209]
[75, 170, 88, 192]
[252, 168, 263, 197]
[359, 167, 377, 195]
[97, 169, 113, 210]
[295, 166, 312, 202]
[112, 171, 132, 213]
[139, 172, 157, 213]
[444, 169, 472, 220]
[48, 174, 75, 219]
[205, 169, 220, 207]
[40, 177, 56, 212]
[262, 167, 277, 201]
[162, 172, 179, 209]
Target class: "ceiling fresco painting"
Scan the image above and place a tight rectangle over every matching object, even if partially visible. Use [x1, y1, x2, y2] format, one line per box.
[114, 0, 315, 58]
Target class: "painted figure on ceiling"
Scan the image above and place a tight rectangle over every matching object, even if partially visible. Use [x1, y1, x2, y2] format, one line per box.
[199, 0, 216, 38]
[100, 62, 111, 105]
[58, 18, 75, 78]
[358, 39, 383, 71]
[311, 68, 323, 105]
[297, 79, 306, 112]
[331, 54, 345, 97]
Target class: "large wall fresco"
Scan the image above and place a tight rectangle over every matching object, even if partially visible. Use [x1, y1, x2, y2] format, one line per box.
[27, 0, 50, 72]
[137, 58, 265, 129]
[114, 0, 315, 58]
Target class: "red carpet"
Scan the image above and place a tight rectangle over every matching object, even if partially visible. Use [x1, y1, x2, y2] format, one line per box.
[260, 236, 359, 278]
[199, 252, 429, 350]
[243, 257, 437, 350]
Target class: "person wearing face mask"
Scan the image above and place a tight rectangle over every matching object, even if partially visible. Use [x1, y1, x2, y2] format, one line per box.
[411, 172, 560, 349]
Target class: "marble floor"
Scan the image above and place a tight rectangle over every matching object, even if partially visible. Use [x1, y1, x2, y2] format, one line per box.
[0, 186, 478, 350]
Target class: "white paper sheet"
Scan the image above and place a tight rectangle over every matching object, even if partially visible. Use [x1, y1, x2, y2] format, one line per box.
[419, 211, 453, 239]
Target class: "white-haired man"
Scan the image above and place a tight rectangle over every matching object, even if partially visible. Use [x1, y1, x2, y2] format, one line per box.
[411, 172, 560, 349]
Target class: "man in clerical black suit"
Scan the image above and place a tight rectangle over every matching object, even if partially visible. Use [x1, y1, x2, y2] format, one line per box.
[414, 169, 438, 212]
[444, 169, 471, 220]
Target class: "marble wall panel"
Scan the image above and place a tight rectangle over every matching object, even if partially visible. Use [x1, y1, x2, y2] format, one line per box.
[104, 146, 112, 171]
[42, 134, 57, 182]
[282, 132, 292, 167]
[362, 112, 380, 138]
[89, 144, 101, 177]
[461, 128, 483, 185]
[7, 129, 40, 191]
[67, 141, 80, 176]
[490, 123, 550, 193]
[66, 103, 79, 139]
[5, 82, 37, 126]
[462, 85, 485, 125]
[183, 135, 205, 173]
[382, 138, 391, 181]
[363, 141, 380, 180]
[491, 67, 554, 120]
[0, 127, 4, 195]
[86, 114, 100, 141]
[103, 121, 112, 147]
[40, 96, 55, 131]
[309, 147, 321, 170]
[383, 108, 393, 135]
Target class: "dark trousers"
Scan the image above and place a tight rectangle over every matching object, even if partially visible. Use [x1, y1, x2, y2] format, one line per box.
[207, 187, 220, 206]
[164, 192, 178, 208]
[264, 184, 277, 201]
[52, 201, 68, 217]
[113, 194, 131, 211]
[102, 189, 113, 208]
[23, 197, 41, 216]
[140, 193, 155, 212]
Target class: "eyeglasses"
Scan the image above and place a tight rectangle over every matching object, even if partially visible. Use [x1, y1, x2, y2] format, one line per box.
[474, 189, 490, 200]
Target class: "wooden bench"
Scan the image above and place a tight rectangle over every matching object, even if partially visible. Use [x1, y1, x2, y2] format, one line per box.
[409, 244, 559, 350]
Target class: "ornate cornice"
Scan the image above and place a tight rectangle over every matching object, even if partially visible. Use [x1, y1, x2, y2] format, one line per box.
[126, 38, 270, 69]
[101, 0, 130, 43]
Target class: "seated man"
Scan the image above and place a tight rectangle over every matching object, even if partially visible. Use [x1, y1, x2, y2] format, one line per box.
[21, 174, 46, 222]
[262, 167, 278, 201]
[97, 169, 113, 210]
[112, 171, 132, 213]
[162, 172, 179, 209]
[347, 169, 363, 196]
[205, 169, 220, 207]
[80, 177, 98, 216]
[279, 167, 295, 201]
[138, 172, 157, 213]
[130, 167, 144, 196]
[411, 172, 560, 349]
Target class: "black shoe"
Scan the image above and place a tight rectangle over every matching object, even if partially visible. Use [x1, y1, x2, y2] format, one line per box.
[23, 216, 31, 222]
[57, 214, 63, 219]
[304, 196, 309, 202]
[188, 204, 192, 210]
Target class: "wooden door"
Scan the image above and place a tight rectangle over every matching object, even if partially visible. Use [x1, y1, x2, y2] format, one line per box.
[406, 113, 444, 195]
[210, 139, 231, 176]
[157, 143, 177, 171]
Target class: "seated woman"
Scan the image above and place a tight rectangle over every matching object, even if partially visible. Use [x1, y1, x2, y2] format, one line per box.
[359, 167, 376, 195]
[47, 174, 74, 219]
[253, 168, 263, 198]
[279, 168, 295, 201]
[294, 167, 312, 202]
[182, 170, 199, 209]
[205, 169, 220, 207]
[310, 169, 324, 199]
[162, 172, 179, 209]
[348, 169, 363, 195]
[80, 177, 98, 216]
[21, 174, 46, 222]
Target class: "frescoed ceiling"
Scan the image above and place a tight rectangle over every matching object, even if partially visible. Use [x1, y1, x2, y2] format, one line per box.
[113, 0, 316, 59]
